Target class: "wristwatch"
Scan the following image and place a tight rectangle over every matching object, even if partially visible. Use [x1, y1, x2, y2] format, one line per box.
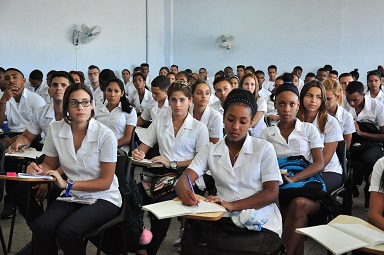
[65, 179, 74, 197]
[170, 161, 178, 170]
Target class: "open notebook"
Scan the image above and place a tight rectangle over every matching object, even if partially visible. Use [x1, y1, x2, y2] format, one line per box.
[142, 200, 226, 219]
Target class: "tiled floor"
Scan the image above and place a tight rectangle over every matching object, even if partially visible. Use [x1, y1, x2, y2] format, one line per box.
[1, 182, 368, 255]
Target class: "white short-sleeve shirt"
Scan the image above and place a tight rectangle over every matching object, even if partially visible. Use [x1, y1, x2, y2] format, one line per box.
[189, 135, 283, 236]
[127, 89, 152, 113]
[345, 96, 384, 129]
[369, 157, 384, 193]
[249, 97, 267, 138]
[140, 113, 209, 162]
[211, 100, 224, 116]
[42, 119, 121, 207]
[189, 105, 223, 139]
[140, 98, 170, 122]
[6, 89, 46, 132]
[334, 105, 355, 135]
[260, 119, 324, 162]
[311, 114, 343, 174]
[26, 104, 55, 137]
[94, 103, 137, 153]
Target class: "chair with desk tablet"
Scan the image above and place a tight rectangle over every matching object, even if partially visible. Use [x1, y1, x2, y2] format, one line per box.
[0, 141, 8, 254]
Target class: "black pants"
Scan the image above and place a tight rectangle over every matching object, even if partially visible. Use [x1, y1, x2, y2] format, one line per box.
[138, 182, 176, 255]
[30, 199, 119, 255]
[350, 145, 383, 186]
[9, 181, 62, 225]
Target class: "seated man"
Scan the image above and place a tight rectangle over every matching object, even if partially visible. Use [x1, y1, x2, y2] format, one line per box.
[210, 77, 233, 116]
[345, 81, 384, 208]
[6, 71, 75, 223]
[0, 68, 46, 218]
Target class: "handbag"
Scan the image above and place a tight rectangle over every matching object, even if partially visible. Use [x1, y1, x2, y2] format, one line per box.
[140, 168, 179, 201]
[181, 218, 284, 255]
[278, 155, 328, 204]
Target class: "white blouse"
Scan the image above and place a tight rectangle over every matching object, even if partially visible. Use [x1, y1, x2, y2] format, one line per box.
[189, 105, 223, 139]
[42, 119, 122, 207]
[140, 113, 209, 162]
[189, 134, 283, 236]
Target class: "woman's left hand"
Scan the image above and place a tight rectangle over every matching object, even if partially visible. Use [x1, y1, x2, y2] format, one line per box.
[44, 170, 66, 189]
[205, 195, 233, 211]
[151, 155, 170, 168]
[283, 175, 294, 184]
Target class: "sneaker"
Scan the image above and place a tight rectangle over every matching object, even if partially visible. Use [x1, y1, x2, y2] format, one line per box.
[1, 201, 16, 219]
[172, 228, 184, 248]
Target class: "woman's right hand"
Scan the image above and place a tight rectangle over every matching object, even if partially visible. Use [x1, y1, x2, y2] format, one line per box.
[132, 148, 145, 160]
[180, 189, 200, 206]
[26, 162, 43, 175]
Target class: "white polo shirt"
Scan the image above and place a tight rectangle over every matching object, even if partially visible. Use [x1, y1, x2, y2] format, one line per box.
[211, 100, 224, 116]
[127, 89, 152, 113]
[249, 97, 267, 138]
[140, 98, 170, 122]
[43, 119, 121, 207]
[140, 113, 209, 162]
[124, 81, 135, 96]
[311, 114, 343, 174]
[6, 88, 46, 132]
[189, 134, 283, 236]
[344, 96, 384, 129]
[93, 87, 104, 105]
[369, 157, 384, 193]
[94, 103, 137, 153]
[189, 105, 223, 139]
[334, 105, 355, 135]
[26, 104, 55, 137]
[260, 119, 324, 162]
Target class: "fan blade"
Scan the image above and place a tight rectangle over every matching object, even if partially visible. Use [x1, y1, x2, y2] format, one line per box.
[81, 24, 89, 32]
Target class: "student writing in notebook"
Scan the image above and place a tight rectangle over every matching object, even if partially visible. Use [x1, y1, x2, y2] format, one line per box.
[368, 157, 384, 231]
[26, 83, 121, 255]
[132, 80, 209, 255]
[175, 89, 283, 253]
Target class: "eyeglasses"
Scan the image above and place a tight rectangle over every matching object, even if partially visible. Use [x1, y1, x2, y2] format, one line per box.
[68, 100, 92, 107]
[88, 72, 99, 76]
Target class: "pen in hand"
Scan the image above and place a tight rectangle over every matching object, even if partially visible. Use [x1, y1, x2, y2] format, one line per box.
[135, 141, 143, 160]
[186, 173, 198, 207]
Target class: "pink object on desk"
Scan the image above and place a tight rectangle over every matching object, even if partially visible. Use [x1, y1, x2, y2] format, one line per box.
[7, 172, 16, 177]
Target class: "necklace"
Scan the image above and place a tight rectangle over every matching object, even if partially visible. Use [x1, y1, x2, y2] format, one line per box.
[229, 149, 240, 161]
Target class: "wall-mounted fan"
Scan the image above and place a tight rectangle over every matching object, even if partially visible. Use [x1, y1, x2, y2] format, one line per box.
[73, 24, 101, 46]
[215, 34, 235, 50]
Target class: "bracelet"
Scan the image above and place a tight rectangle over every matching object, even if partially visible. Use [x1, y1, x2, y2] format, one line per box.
[0, 98, 6, 104]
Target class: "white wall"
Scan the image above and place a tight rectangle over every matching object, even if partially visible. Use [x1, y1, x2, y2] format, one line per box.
[0, 0, 383, 83]
[171, 0, 384, 81]
[0, 0, 165, 78]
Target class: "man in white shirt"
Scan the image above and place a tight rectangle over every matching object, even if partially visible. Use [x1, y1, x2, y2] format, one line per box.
[345, 81, 384, 208]
[339, 73, 354, 94]
[141, 63, 152, 90]
[211, 77, 233, 115]
[237, 65, 245, 80]
[86, 65, 103, 105]
[25, 69, 51, 104]
[6, 71, 75, 223]
[171, 64, 179, 74]
[262, 65, 277, 92]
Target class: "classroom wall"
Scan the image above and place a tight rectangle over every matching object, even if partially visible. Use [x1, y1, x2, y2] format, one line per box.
[171, 0, 383, 80]
[0, 0, 382, 82]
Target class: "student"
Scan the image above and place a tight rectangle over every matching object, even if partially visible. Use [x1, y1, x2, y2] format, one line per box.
[223, 66, 233, 78]
[265, 76, 284, 126]
[329, 70, 338, 81]
[175, 89, 283, 250]
[260, 84, 324, 255]
[141, 63, 152, 89]
[190, 79, 223, 144]
[338, 72, 354, 94]
[128, 72, 152, 115]
[170, 64, 179, 74]
[132, 81, 209, 255]
[166, 72, 176, 85]
[262, 65, 277, 92]
[323, 78, 355, 150]
[236, 65, 245, 79]
[366, 70, 384, 104]
[27, 83, 121, 255]
[158, 66, 170, 76]
[239, 72, 267, 137]
[94, 78, 136, 154]
[292, 65, 304, 89]
[304, 72, 316, 84]
[229, 75, 239, 89]
[368, 157, 384, 231]
[211, 77, 233, 115]
[86, 65, 103, 105]
[69, 70, 85, 83]
[297, 80, 343, 193]
[137, 75, 171, 127]
[122, 68, 135, 96]
[316, 68, 328, 82]
[6, 71, 75, 224]
[345, 81, 384, 208]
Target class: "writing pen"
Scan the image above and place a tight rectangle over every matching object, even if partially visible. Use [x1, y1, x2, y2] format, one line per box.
[186, 173, 198, 207]
[18, 144, 29, 151]
[135, 141, 143, 160]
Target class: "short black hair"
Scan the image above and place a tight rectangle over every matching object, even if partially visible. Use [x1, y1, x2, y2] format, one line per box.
[50, 71, 75, 87]
[330, 70, 338, 76]
[5, 68, 24, 77]
[151, 75, 171, 90]
[133, 66, 144, 73]
[293, 66, 303, 72]
[339, 72, 352, 80]
[268, 65, 277, 71]
[346, 81, 364, 95]
[0, 67, 5, 73]
[29, 69, 43, 81]
[237, 65, 245, 69]
[141, 63, 149, 68]
[245, 66, 255, 74]
[88, 65, 100, 71]
[213, 76, 231, 88]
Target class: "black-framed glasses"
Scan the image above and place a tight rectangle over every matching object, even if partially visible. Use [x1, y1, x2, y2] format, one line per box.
[68, 100, 91, 108]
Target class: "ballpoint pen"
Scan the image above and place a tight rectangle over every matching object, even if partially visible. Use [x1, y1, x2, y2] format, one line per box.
[135, 141, 143, 160]
[186, 173, 198, 207]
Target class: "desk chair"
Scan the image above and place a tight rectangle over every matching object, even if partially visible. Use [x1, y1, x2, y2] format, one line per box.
[84, 155, 133, 255]
[0, 141, 8, 254]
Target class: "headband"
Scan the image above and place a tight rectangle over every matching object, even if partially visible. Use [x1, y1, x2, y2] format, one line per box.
[223, 97, 256, 114]
[275, 83, 299, 98]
